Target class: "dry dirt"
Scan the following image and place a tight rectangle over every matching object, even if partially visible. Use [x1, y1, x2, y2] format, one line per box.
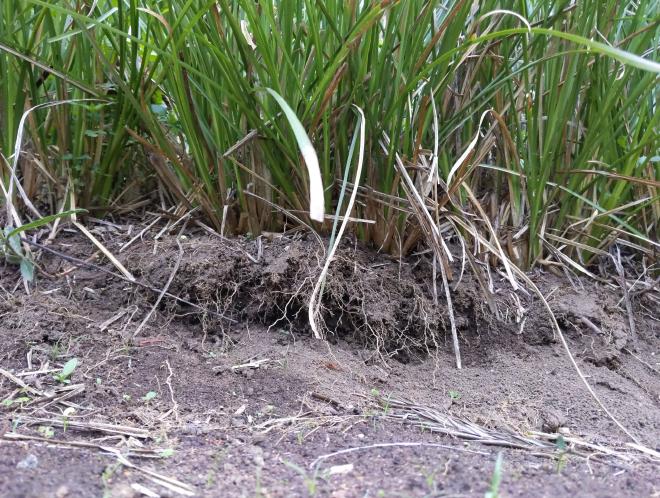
[0, 227, 658, 497]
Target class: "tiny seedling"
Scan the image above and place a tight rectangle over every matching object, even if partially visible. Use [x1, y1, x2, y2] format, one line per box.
[262, 405, 274, 415]
[421, 466, 441, 494]
[61, 407, 76, 432]
[1, 210, 84, 282]
[101, 462, 121, 498]
[282, 460, 327, 497]
[143, 391, 158, 403]
[381, 395, 392, 416]
[159, 448, 175, 458]
[206, 448, 229, 488]
[38, 425, 55, 438]
[254, 466, 263, 498]
[2, 396, 31, 408]
[369, 388, 392, 415]
[484, 452, 504, 498]
[555, 435, 569, 474]
[49, 341, 62, 361]
[449, 390, 461, 400]
[53, 358, 78, 384]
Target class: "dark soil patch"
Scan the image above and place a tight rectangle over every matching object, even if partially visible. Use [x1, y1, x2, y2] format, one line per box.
[0, 228, 658, 497]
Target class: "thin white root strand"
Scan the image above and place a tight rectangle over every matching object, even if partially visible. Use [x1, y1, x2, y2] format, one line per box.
[309, 106, 365, 340]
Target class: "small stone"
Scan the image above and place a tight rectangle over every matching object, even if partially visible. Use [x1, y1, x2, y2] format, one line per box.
[540, 408, 566, 433]
[107, 483, 137, 498]
[17, 454, 38, 470]
[55, 485, 70, 498]
[252, 433, 267, 445]
[181, 423, 201, 435]
[231, 417, 246, 428]
[252, 446, 265, 467]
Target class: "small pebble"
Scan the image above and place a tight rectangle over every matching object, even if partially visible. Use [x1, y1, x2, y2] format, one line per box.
[252, 433, 267, 445]
[55, 485, 70, 498]
[181, 423, 201, 435]
[540, 407, 566, 433]
[252, 446, 265, 467]
[107, 483, 137, 498]
[231, 417, 246, 428]
[17, 454, 38, 470]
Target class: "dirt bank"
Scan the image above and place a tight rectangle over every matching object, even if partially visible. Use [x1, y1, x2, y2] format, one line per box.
[1, 228, 658, 497]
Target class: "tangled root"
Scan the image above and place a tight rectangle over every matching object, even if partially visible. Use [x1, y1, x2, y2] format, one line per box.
[126, 234, 506, 361]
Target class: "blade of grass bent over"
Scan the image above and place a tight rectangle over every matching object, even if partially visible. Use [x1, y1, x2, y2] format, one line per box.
[265, 88, 324, 223]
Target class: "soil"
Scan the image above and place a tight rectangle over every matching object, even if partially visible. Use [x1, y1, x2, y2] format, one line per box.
[0, 226, 658, 497]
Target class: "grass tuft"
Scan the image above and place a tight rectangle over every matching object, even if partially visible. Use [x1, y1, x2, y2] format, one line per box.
[0, 0, 657, 269]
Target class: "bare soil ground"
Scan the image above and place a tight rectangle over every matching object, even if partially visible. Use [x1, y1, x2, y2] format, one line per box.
[0, 227, 658, 497]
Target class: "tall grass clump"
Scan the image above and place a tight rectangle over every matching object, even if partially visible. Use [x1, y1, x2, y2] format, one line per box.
[0, 1, 152, 219]
[1, 0, 658, 270]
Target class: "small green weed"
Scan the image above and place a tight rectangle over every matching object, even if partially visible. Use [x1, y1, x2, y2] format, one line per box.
[61, 407, 75, 432]
[485, 452, 504, 498]
[159, 448, 175, 458]
[52, 358, 78, 384]
[555, 435, 569, 474]
[2, 396, 31, 408]
[254, 466, 263, 498]
[283, 460, 328, 497]
[37, 425, 54, 438]
[420, 465, 443, 495]
[101, 462, 121, 498]
[206, 449, 229, 488]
